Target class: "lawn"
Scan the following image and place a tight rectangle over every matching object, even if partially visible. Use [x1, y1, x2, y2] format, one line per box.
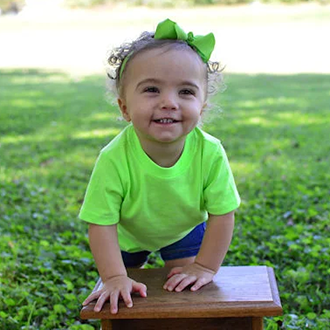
[0, 68, 329, 329]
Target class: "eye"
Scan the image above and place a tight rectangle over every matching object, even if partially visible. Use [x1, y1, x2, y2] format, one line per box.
[143, 86, 159, 93]
[180, 89, 195, 96]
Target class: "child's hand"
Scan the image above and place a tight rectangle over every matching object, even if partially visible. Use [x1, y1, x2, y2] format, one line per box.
[163, 262, 216, 292]
[82, 275, 147, 314]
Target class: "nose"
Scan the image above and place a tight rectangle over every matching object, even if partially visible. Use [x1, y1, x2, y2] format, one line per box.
[160, 92, 178, 110]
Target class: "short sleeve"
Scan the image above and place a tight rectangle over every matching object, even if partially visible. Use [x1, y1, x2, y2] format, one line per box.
[79, 151, 124, 225]
[204, 142, 240, 215]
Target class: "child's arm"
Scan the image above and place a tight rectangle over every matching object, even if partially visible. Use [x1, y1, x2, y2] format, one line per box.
[82, 224, 147, 313]
[163, 211, 235, 292]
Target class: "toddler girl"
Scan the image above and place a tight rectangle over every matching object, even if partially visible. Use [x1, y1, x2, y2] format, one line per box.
[81, 19, 240, 314]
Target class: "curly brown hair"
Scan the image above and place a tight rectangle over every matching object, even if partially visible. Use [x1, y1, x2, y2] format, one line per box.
[106, 31, 224, 98]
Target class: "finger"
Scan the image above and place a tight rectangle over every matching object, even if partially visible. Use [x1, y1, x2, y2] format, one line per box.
[94, 291, 109, 312]
[83, 291, 101, 305]
[167, 267, 183, 279]
[163, 274, 186, 291]
[191, 277, 209, 291]
[132, 282, 148, 297]
[174, 276, 197, 292]
[121, 289, 133, 308]
[110, 291, 120, 314]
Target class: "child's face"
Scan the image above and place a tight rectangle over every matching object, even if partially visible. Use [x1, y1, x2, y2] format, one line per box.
[118, 46, 207, 149]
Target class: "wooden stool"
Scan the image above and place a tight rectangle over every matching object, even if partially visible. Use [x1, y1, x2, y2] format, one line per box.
[80, 266, 282, 330]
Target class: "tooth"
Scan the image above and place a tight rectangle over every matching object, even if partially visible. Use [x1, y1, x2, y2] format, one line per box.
[157, 119, 174, 123]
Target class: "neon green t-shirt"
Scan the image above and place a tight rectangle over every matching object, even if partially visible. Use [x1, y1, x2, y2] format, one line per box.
[79, 124, 240, 253]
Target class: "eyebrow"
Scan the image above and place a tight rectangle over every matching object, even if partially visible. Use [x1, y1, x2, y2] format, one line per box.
[136, 78, 200, 91]
[136, 79, 160, 91]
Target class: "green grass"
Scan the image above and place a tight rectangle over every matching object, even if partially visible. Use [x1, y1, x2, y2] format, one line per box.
[1, 69, 329, 329]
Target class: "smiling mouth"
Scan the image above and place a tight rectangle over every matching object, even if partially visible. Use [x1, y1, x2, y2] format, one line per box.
[153, 118, 179, 124]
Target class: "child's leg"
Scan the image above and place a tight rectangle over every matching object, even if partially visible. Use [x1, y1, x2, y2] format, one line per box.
[160, 222, 206, 268]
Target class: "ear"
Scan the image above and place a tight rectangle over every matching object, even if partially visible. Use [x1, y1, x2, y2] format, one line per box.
[117, 98, 131, 122]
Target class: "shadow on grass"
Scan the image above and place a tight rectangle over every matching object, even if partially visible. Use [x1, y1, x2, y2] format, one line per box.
[206, 72, 330, 190]
[1, 68, 329, 219]
[0, 68, 126, 183]
[1, 69, 329, 189]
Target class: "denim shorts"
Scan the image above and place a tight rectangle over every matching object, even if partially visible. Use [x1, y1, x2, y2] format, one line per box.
[121, 222, 206, 267]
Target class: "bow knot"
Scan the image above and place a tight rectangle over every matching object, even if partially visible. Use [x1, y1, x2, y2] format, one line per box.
[154, 19, 215, 63]
[187, 32, 194, 43]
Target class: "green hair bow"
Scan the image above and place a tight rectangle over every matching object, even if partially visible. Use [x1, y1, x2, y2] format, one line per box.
[119, 19, 215, 79]
[154, 19, 215, 63]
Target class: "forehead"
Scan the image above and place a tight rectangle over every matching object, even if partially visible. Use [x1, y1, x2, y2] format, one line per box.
[124, 46, 207, 86]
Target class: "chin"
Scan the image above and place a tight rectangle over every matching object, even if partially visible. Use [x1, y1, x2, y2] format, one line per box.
[157, 136, 184, 144]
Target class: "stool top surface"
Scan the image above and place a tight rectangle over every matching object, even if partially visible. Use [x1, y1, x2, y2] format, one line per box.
[80, 266, 282, 319]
